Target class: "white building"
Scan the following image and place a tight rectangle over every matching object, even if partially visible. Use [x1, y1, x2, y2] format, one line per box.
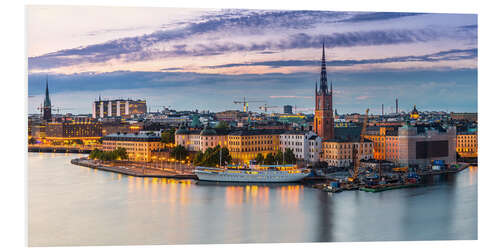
[279, 131, 322, 164]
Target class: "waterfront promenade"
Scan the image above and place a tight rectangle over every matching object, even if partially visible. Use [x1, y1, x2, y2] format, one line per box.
[71, 157, 197, 179]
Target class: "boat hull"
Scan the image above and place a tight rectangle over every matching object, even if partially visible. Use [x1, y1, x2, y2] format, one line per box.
[195, 168, 309, 183]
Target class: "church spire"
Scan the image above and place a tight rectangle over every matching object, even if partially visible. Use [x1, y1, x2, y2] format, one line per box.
[319, 40, 328, 94]
[44, 75, 51, 108]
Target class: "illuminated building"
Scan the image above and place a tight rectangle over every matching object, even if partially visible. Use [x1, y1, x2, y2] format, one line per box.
[175, 127, 231, 152]
[45, 121, 102, 144]
[279, 131, 322, 163]
[101, 121, 143, 136]
[228, 129, 283, 163]
[410, 105, 420, 119]
[365, 125, 456, 168]
[92, 98, 147, 118]
[456, 132, 478, 157]
[175, 128, 201, 152]
[102, 131, 164, 162]
[313, 42, 334, 140]
[322, 139, 373, 167]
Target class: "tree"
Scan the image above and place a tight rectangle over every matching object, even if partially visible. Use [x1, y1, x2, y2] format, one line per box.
[193, 151, 204, 166]
[74, 139, 84, 145]
[161, 128, 176, 145]
[116, 147, 128, 160]
[264, 153, 275, 165]
[254, 153, 264, 164]
[28, 137, 37, 144]
[192, 145, 232, 167]
[284, 148, 297, 164]
[171, 145, 188, 161]
[275, 150, 284, 165]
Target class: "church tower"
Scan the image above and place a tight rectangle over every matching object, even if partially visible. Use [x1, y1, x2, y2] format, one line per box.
[314, 42, 334, 140]
[43, 76, 52, 121]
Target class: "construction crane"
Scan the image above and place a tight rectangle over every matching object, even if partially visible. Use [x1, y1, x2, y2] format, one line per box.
[351, 108, 370, 183]
[233, 97, 265, 112]
[259, 104, 279, 113]
[36, 105, 74, 114]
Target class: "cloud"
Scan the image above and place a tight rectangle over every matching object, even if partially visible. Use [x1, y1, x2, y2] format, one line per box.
[269, 95, 313, 99]
[206, 48, 477, 69]
[355, 95, 371, 100]
[28, 9, 476, 71]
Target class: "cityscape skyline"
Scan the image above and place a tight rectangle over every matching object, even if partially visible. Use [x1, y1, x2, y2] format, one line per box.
[27, 6, 477, 114]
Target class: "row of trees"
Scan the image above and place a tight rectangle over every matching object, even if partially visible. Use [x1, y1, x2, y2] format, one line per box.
[254, 148, 297, 165]
[89, 148, 128, 161]
[170, 145, 189, 161]
[193, 145, 232, 167]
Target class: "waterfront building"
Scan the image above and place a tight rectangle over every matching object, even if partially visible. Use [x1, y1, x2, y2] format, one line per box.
[283, 105, 293, 114]
[102, 131, 164, 162]
[313, 42, 335, 140]
[199, 127, 230, 152]
[322, 139, 374, 167]
[456, 131, 478, 158]
[364, 126, 400, 160]
[175, 128, 202, 152]
[45, 121, 102, 144]
[228, 129, 282, 163]
[279, 130, 322, 163]
[43, 76, 52, 121]
[92, 97, 147, 118]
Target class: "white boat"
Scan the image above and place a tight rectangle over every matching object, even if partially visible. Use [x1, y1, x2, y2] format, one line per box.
[195, 162, 310, 183]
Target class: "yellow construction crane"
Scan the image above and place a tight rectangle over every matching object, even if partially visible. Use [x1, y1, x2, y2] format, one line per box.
[233, 97, 265, 112]
[351, 108, 370, 183]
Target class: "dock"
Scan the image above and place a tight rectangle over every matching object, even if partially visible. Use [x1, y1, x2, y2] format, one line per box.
[71, 158, 198, 180]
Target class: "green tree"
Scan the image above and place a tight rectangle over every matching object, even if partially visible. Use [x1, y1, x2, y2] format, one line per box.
[254, 153, 264, 164]
[116, 147, 128, 160]
[161, 128, 176, 145]
[264, 153, 275, 165]
[171, 145, 188, 161]
[284, 148, 297, 164]
[193, 151, 204, 165]
[275, 150, 284, 165]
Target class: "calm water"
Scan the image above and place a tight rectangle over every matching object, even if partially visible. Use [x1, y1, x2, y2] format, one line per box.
[28, 153, 477, 246]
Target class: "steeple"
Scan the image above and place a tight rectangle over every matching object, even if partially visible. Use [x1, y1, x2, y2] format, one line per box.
[44, 75, 51, 108]
[319, 40, 329, 94]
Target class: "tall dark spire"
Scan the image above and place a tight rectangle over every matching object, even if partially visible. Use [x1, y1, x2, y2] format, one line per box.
[44, 75, 51, 108]
[319, 41, 328, 94]
[43, 75, 52, 121]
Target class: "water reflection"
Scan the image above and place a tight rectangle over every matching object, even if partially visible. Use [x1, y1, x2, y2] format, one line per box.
[28, 153, 478, 246]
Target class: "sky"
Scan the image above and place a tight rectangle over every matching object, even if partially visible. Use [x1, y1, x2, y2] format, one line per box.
[26, 6, 477, 115]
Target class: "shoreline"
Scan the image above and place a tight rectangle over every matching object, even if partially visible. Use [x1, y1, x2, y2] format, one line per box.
[70, 157, 198, 180]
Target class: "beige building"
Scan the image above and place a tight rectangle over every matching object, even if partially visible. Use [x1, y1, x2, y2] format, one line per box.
[456, 132, 478, 158]
[322, 140, 373, 167]
[102, 131, 164, 162]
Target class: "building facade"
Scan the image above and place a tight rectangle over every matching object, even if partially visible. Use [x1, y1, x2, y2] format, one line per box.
[322, 140, 374, 167]
[283, 105, 293, 114]
[314, 43, 334, 140]
[92, 98, 147, 118]
[175, 128, 202, 152]
[279, 130, 322, 163]
[102, 131, 164, 162]
[456, 132, 478, 158]
[45, 121, 102, 144]
[228, 129, 282, 164]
